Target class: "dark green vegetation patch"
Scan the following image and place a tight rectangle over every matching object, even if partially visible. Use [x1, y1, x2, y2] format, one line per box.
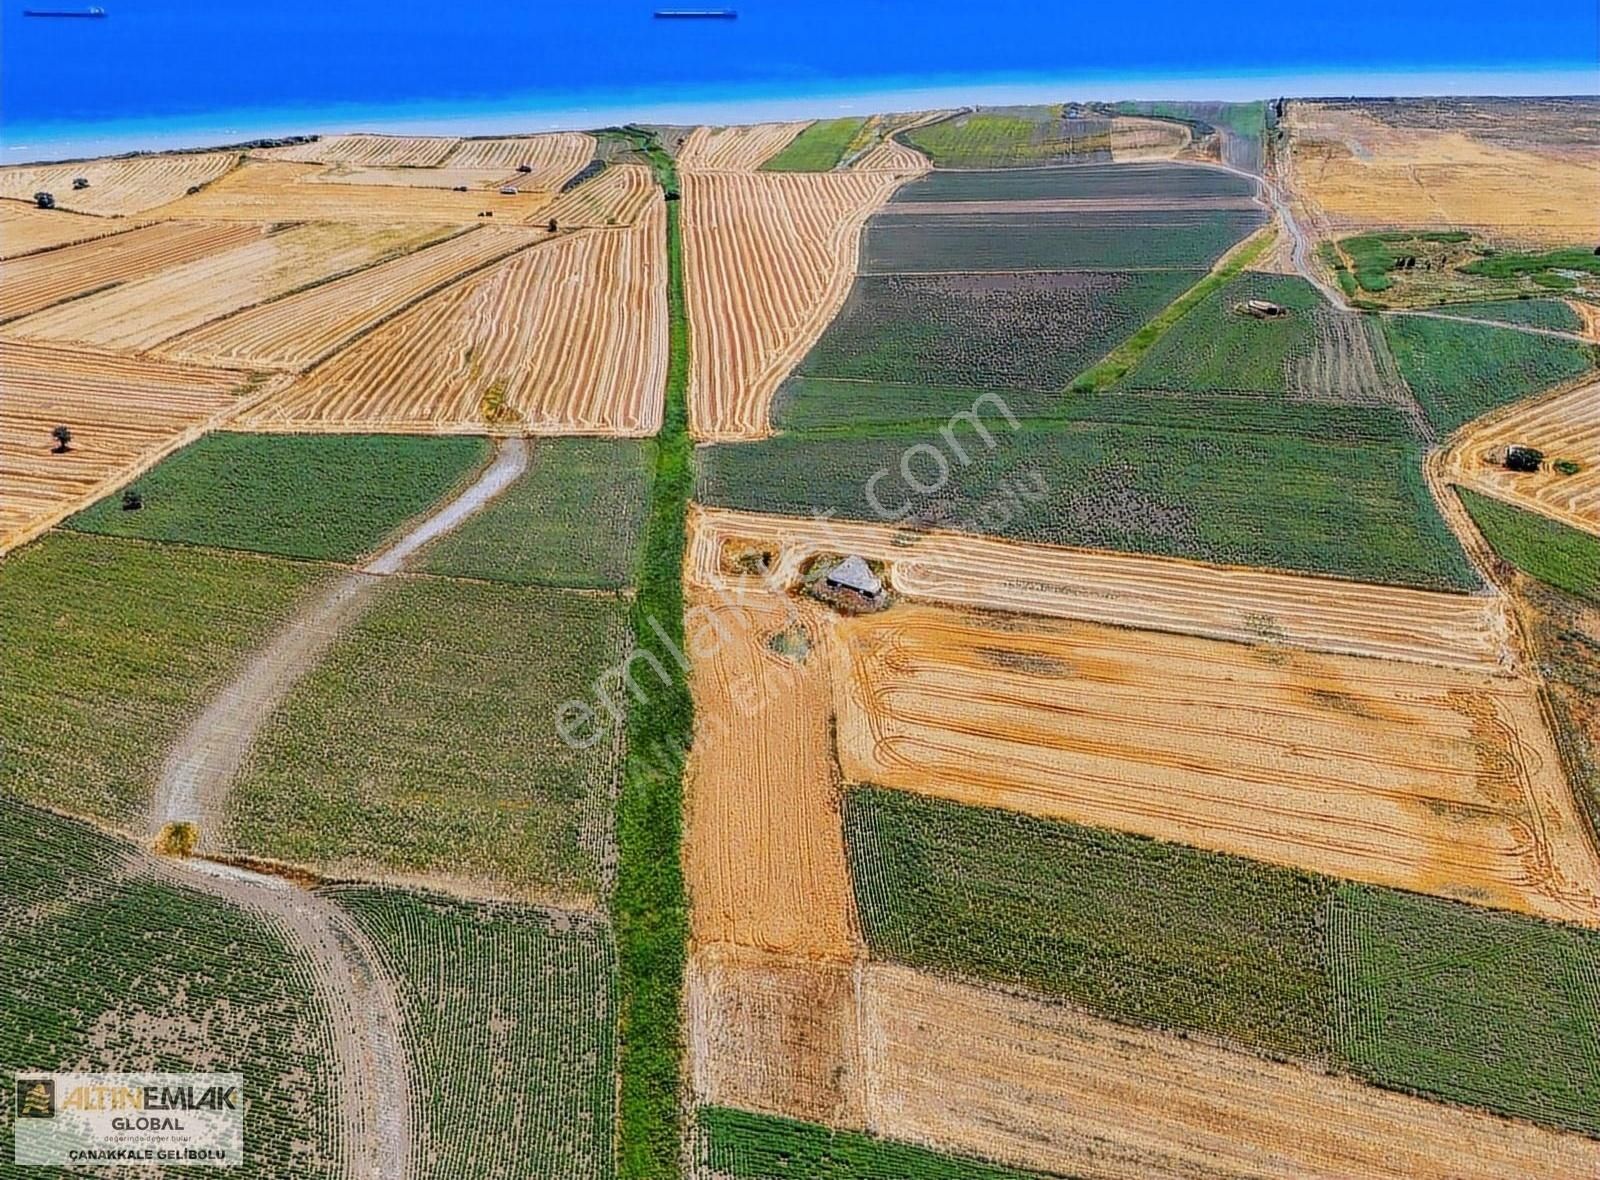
[227, 578, 629, 903]
[67, 432, 491, 564]
[1338, 230, 1472, 294]
[1429, 298, 1584, 332]
[1461, 247, 1600, 285]
[0, 533, 328, 823]
[842, 787, 1600, 1136]
[1382, 315, 1595, 435]
[420, 437, 651, 589]
[1460, 489, 1600, 603]
[760, 118, 867, 172]
[332, 886, 617, 1178]
[0, 800, 340, 1174]
[699, 1107, 1060, 1180]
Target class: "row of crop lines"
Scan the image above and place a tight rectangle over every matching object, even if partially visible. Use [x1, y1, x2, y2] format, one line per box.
[0, 200, 133, 258]
[0, 150, 240, 216]
[841, 786, 1600, 1137]
[0, 798, 344, 1175]
[758, 118, 870, 173]
[898, 106, 1190, 169]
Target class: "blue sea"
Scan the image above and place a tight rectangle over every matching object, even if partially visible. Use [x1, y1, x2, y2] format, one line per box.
[3, 0, 1595, 162]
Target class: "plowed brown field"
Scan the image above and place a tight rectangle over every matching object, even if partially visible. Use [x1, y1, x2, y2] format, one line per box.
[678, 123, 810, 171]
[544, 164, 659, 228]
[682, 169, 916, 439]
[260, 134, 460, 167]
[831, 601, 1600, 925]
[0, 221, 264, 323]
[160, 226, 543, 371]
[0, 153, 239, 216]
[0, 202, 132, 258]
[684, 589, 858, 960]
[0, 341, 252, 551]
[1445, 379, 1600, 536]
[235, 204, 666, 434]
[687, 507, 1515, 671]
[7, 222, 449, 351]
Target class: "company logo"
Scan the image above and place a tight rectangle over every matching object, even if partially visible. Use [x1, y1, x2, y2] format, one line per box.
[16, 1078, 54, 1119]
[13, 1073, 243, 1169]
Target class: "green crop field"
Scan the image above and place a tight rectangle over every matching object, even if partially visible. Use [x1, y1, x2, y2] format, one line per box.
[331, 886, 617, 1178]
[1337, 231, 1473, 293]
[698, 1107, 1059, 1180]
[1429, 298, 1584, 332]
[760, 118, 867, 171]
[843, 787, 1334, 1058]
[1461, 247, 1600, 284]
[420, 437, 651, 589]
[0, 533, 328, 823]
[797, 270, 1199, 393]
[226, 577, 629, 904]
[1459, 489, 1600, 602]
[771, 376, 1063, 431]
[900, 107, 1118, 168]
[0, 800, 340, 1175]
[1329, 884, 1600, 1135]
[697, 421, 1477, 590]
[1382, 315, 1595, 435]
[67, 432, 491, 564]
[890, 162, 1255, 203]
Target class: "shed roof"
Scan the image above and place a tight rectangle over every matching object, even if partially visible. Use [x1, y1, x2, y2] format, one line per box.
[827, 554, 882, 596]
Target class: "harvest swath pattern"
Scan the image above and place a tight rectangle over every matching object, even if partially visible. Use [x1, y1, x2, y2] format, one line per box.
[678, 123, 810, 171]
[0, 152, 238, 215]
[0, 221, 264, 323]
[238, 204, 666, 434]
[1446, 379, 1600, 536]
[445, 132, 595, 182]
[682, 169, 919, 439]
[544, 163, 659, 227]
[262, 134, 461, 167]
[832, 602, 1600, 925]
[0, 202, 130, 258]
[163, 226, 543, 370]
[0, 341, 251, 552]
[10, 221, 450, 351]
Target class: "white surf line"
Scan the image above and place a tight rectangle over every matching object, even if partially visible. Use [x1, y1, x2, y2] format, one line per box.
[148, 436, 528, 838]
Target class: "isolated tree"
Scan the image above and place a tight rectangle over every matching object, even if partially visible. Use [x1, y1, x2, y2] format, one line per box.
[50, 425, 72, 453]
[548, 218, 558, 233]
[122, 487, 143, 511]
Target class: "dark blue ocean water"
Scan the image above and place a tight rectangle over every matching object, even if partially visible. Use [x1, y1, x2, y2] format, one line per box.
[3, 0, 1594, 157]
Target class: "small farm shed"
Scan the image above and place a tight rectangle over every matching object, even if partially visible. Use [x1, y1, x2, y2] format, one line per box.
[827, 555, 882, 599]
[1242, 299, 1287, 319]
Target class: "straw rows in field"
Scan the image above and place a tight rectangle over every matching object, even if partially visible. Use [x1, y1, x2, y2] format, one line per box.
[161, 225, 545, 370]
[236, 201, 667, 434]
[261, 133, 461, 168]
[0, 202, 131, 258]
[831, 601, 1600, 926]
[543, 163, 659, 228]
[1445, 379, 1600, 536]
[688, 507, 1514, 671]
[682, 169, 917, 438]
[678, 123, 810, 172]
[0, 220, 264, 323]
[6, 221, 449, 351]
[444, 133, 594, 178]
[0, 152, 238, 215]
[0, 341, 250, 552]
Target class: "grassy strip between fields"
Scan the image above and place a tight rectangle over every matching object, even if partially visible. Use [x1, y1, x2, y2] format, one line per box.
[615, 129, 693, 1179]
[1459, 487, 1600, 603]
[1069, 225, 1275, 393]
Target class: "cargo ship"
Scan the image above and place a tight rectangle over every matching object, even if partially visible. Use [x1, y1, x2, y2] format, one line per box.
[653, 9, 738, 18]
[24, 6, 108, 16]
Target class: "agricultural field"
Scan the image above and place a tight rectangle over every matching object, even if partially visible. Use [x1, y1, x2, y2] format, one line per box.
[1328, 231, 1600, 306]
[677, 123, 810, 171]
[0, 220, 264, 323]
[225, 577, 629, 906]
[7, 220, 452, 351]
[0, 800, 342, 1175]
[237, 205, 667, 434]
[0, 339, 254, 553]
[0, 200, 134, 257]
[759, 118, 869, 172]
[260, 133, 462, 167]
[891, 160, 1256, 203]
[161, 225, 545, 370]
[1447, 381, 1600, 537]
[0, 150, 239, 215]
[1514, 574, 1600, 840]
[1382, 314, 1596, 435]
[901, 107, 1186, 168]
[1429, 297, 1585, 331]
[0, 532, 330, 823]
[1460, 489, 1600, 601]
[66, 432, 491, 563]
[330, 886, 617, 1178]
[1112, 99, 1268, 171]
[544, 162, 661, 228]
[419, 437, 651, 588]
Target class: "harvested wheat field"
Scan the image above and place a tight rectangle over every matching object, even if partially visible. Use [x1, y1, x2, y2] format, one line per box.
[8, 221, 450, 351]
[1107, 115, 1192, 161]
[161, 226, 543, 371]
[688, 507, 1514, 671]
[300, 165, 524, 190]
[0, 341, 252, 551]
[543, 164, 659, 228]
[236, 204, 666, 434]
[683, 589, 858, 960]
[259, 133, 460, 167]
[856, 963, 1600, 1180]
[444, 133, 594, 180]
[683, 169, 918, 438]
[1445, 379, 1600, 536]
[850, 134, 932, 173]
[688, 946, 863, 1127]
[831, 601, 1600, 925]
[678, 123, 810, 172]
[1284, 102, 1599, 243]
[0, 202, 133, 258]
[0, 152, 239, 216]
[149, 160, 553, 223]
[0, 221, 264, 323]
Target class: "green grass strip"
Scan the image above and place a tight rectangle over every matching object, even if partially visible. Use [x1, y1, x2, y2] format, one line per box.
[615, 131, 694, 1179]
[1459, 487, 1600, 602]
[1068, 226, 1276, 393]
[760, 118, 868, 172]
